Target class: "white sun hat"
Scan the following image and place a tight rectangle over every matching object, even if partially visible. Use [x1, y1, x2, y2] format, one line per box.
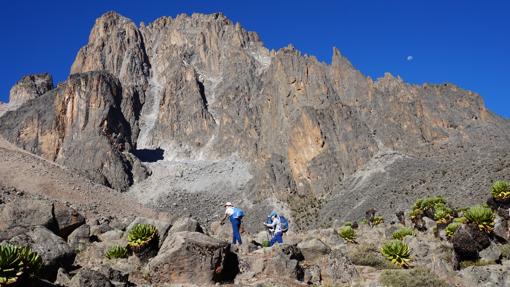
[225, 202, 233, 207]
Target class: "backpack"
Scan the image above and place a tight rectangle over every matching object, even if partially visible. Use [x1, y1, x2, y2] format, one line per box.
[279, 215, 289, 232]
[231, 207, 245, 219]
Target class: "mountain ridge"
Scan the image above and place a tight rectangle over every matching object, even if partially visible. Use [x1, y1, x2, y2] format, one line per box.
[0, 11, 509, 230]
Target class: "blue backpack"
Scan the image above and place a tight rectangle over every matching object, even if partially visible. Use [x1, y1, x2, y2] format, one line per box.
[231, 207, 245, 219]
[279, 215, 289, 232]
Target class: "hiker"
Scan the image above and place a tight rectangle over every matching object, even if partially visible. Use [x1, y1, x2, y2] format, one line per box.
[263, 211, 288, 246]
[220, 202, 244, 245]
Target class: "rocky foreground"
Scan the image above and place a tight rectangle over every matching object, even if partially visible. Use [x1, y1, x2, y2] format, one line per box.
[1, 180, 510, 286]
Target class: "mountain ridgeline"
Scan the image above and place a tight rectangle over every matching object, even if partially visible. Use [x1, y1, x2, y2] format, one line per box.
[1, 11, 509, 229]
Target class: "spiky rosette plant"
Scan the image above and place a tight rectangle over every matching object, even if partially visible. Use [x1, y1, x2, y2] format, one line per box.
[338, 225, 357, 243]
[127, 224, 159, 259]
[17, 246, 42, 280]
[392, 227, 415, 240]
[105, 245, 129, 259]
[381, 240, 411, 268]
[371, 216, 384, 226]
[433, 203, 453, 224]
[491, 180, 510, 202]
[464, 205, 495, 233]
[445, 222, 461, 239]
[0, 244, 24, 286]
[0, 244, 42, 286]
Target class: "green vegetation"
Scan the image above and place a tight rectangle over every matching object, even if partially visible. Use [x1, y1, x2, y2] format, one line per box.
[261, 240, 270, 248]
[105, 245, 128, 259]
[464, 205, 495, 233]
[392, 227, 415, 240]
[127, 224, 159, 249]
[379, 267, 449, 287]
[433, 202, 453, 224]
[348, 243, 396, 269]
[445, 222, 461, 238]
[410, 196, 454, 224]
[372, 216, 384, 226]
[491, 180, 510, 201]
[453, 217, 467, 224]
[338, 225, 357, 243]
[0, 244, 42, 286]
[381, 240, 411, 268]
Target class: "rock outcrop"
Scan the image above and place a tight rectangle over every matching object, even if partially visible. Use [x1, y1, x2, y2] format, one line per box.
[0, 11, 509, 229]
[0, 71, 145, 190]
[9, 73, 53, 107]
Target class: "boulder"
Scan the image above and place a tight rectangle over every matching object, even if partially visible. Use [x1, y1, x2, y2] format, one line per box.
[479, 242, 502, 262]
[493, 215, 509, 242]
[320, 249, 359, 285]
[452, 224, 491, 260]
[458, 261, 510, 287]
[8, 226, 75, 279]
[297, 238, 331, 261]
[168, 217, 204, 234]
[303, 264, 321, 285]
[147, 231, 231, 285]
[53, 202, 85, 238]
[0, 199, 56, 240]
[69, 269, 113, 287]
[67, 224, 91, 252]
[236, 244, 304, 285]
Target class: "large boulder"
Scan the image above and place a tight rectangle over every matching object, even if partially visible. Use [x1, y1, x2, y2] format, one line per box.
[147, 231, 231, 285]
[452, 224, 491, 260]
[53, 202, 85, 238]
[235, 244, 305, 285]
[458, 261, 510, 287]
[168, 216, 204, 234]
[8, 226, 75, 279]
[320, 249, 359, 285]
[297, 238, 331, 262]
[0, 199, 56, 240]
[69, 269, 113, 287]
[67, 224, 91, 252]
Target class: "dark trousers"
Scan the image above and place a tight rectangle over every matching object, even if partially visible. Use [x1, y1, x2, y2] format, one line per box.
[269, 231, 283, 246]
[230, 217, 242, 244]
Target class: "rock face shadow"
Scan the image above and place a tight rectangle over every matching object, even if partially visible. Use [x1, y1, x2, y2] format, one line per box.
[133, 148, 165, 163]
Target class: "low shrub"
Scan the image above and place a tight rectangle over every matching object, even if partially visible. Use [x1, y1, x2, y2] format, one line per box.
[392, 227, 415, 240]
[380, 240, 411, 268]
[412, 196, 446, 213]
[491, 180, 510, 201]
[348, 243, 396, 269]
[261, 240, 270, 248]
[338, 225, 356, 243]
[459, 259, 496, 269]
[464, 205, 495, 233]
[379, 267, 449, 287]
[105, 245, 128, 259]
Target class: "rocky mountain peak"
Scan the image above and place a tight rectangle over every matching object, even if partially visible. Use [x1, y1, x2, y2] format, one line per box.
[0, 11, 508, 230]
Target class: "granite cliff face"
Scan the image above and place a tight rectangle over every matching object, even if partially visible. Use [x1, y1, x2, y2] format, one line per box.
[1, 11, 509, 228]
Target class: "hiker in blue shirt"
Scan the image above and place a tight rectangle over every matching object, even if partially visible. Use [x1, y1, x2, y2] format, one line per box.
[220, 202, 244, 245]
[264, 212, 287, 246]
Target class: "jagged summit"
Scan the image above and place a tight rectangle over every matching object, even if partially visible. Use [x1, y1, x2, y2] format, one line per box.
[0, 11, 508, 230]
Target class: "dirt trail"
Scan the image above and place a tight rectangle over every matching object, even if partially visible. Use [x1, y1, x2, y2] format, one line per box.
[0, 136, 166, 221]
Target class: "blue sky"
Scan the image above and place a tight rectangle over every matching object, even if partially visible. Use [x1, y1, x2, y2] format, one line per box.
[1, 1, 508, 118]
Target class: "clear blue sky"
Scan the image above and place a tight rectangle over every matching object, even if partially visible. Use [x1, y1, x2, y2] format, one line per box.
[1, 1, 508, 118]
